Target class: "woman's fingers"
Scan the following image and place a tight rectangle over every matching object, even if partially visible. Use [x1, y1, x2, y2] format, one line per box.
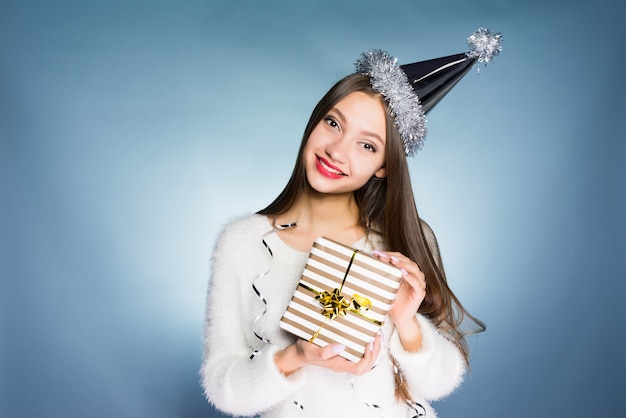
[373, 250, 427, 290]
[296, 339, 345, 361]
[374, 250, 427, 327]
[353, 333, 382, 375]
[328, 333, 381, 376]
[294, 333, 382, 375]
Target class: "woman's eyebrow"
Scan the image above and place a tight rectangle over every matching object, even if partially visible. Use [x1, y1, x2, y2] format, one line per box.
[331, 107, 346, 123]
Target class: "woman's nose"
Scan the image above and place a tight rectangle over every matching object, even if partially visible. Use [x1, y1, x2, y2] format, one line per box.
[325, 137, 348, 163]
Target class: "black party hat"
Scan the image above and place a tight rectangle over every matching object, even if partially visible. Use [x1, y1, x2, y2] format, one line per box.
[355, 28, 502, 155]
[401, 28, 502, 114]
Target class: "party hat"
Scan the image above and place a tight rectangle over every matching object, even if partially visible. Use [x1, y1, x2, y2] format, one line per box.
[355, 27, 502, 155]
[401, 28, 503, 114]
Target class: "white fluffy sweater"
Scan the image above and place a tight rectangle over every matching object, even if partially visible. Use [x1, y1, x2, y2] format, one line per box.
[201, 214, 465, 417]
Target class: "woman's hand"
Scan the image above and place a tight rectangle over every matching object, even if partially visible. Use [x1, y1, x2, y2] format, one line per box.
[373, 250, 426, 352]
[275, 333, 382, 376]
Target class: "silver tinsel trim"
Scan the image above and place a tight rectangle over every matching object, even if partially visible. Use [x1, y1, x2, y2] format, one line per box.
[355, 50, 427, 157]
[467, 27, 503, 64]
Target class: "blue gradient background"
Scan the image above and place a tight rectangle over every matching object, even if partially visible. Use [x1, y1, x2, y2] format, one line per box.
[2, 0, 625, 417]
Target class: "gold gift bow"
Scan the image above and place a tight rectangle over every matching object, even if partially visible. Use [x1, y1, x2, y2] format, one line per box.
[298, 283, 378, 322]
[297, 248, 382, 343]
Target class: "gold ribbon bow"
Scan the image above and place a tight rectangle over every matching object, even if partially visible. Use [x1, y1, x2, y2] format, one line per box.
[315, 288, 350, 319]
[315, 289, 372, 320]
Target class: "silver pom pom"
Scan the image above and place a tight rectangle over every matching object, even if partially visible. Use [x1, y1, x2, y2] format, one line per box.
[355, 50, 427, 157]
[467, 27, 503, 64]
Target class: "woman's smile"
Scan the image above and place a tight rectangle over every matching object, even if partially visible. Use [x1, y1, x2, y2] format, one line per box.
[316, 156, 346, 178]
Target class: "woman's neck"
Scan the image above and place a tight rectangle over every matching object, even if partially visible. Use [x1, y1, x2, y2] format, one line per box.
[273, 191, 364, 251]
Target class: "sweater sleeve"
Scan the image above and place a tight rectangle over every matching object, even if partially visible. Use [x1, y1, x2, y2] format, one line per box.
[200, 221, 305, 416]
[388, 314, 466, 401]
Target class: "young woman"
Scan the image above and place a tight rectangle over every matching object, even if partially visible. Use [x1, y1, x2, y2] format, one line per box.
[202, 30, 501, 418]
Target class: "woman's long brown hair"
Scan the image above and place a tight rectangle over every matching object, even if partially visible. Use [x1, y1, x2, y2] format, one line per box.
[258, 74, 485, 402]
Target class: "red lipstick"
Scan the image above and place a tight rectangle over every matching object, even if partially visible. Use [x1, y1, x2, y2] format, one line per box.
[316, 156, 345, 179]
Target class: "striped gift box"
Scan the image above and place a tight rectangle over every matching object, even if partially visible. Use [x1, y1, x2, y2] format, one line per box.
[279, 236, 402, 362]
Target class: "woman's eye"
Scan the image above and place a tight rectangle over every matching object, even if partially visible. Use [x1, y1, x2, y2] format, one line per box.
[362, 142, 377, 153]
[325, 117, 339, 130]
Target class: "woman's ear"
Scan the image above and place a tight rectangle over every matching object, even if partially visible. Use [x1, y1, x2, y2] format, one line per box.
[374, 167, 387, 179]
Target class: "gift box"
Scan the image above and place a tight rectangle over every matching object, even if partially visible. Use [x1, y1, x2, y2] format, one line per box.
[279, 236, 403, 362]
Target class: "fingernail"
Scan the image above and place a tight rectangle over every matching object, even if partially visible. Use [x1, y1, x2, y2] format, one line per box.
[401, 268, 408, 277]
[369, 341, 374, 352]
[391, 256, 400, 263]
[372, 250, 381, 256]
[378, 330, 385, 342]
[332, 344, 345, 353]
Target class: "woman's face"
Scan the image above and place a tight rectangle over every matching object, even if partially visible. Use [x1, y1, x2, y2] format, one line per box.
[304, 91, 387, 195]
